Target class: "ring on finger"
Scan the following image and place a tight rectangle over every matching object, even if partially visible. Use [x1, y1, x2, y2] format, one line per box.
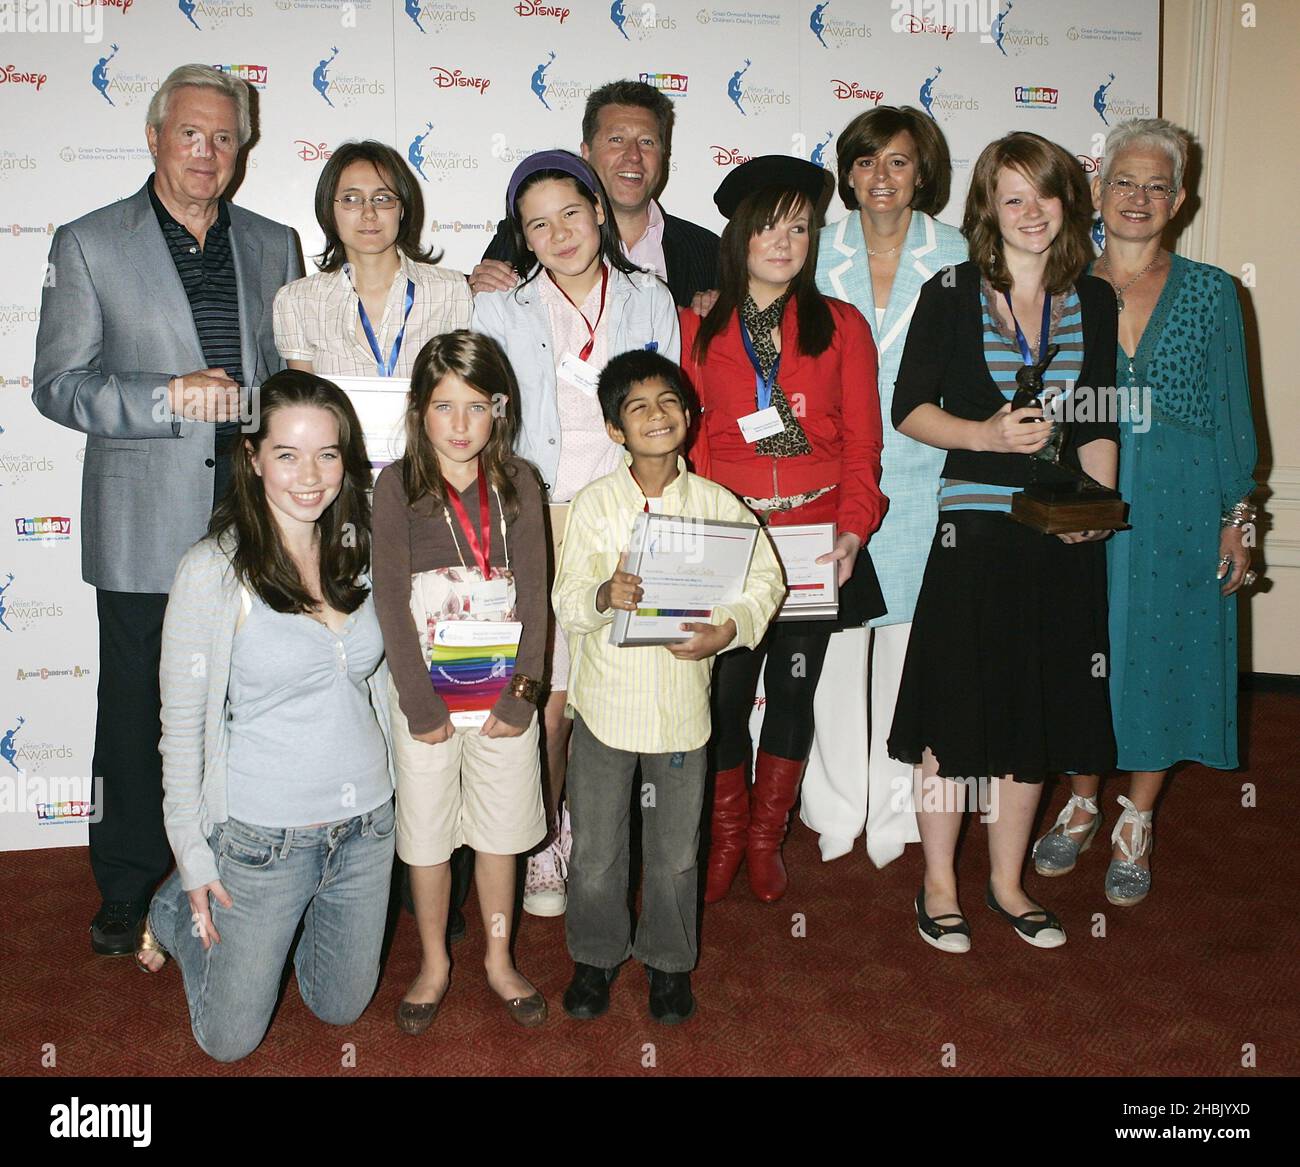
[1243, 569, 1258, 586]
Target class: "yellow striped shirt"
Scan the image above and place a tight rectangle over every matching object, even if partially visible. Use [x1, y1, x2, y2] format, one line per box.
[553, 455, 785, 753]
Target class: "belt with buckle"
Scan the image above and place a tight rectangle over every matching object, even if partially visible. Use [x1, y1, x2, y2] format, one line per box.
[742, 484, 835, 522]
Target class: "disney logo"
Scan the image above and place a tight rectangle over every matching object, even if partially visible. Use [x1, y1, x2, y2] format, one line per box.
[0, 66, 49, 91]
[430, 66, 491, 94]
[294, 141, 333, 162]
[1076, 154, 1103, 174]
[831, 80, 884, 103]
[514, 0, 570, 20]
[905, 15, 954, 39]
[710, 146, 751, 166]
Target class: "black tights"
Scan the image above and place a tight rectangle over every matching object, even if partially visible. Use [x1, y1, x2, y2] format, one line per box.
[710, 622, 833, 771]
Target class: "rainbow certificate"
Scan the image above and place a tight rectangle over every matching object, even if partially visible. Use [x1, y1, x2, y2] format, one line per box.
[427, 620, 522, 728]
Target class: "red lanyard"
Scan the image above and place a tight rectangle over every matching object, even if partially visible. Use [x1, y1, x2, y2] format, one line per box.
[548, 264, 608, 362]
[444, 463, 492, 576]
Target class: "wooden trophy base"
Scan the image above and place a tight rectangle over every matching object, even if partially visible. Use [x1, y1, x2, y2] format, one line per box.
[1009, 481, 1131, 535]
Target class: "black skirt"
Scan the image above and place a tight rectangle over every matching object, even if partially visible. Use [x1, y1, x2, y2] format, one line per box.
[887, 511, 1117, 782]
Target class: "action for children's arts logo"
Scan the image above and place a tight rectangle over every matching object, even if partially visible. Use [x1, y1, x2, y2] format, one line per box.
[212, 64, 267, 90]
[610, 0, 676, 39]
[640, 72, 688, 96]
[404, 1, 477, 34]
[430, 66, 491, 96]
[527, 52, 591, 113]
[0, 572, 64, 633]
[808, 2, 870, 48]
[311, 47, 386, 109]
[1014, 84, 1058, 110]
[407, 123, 479, 183]
[89, 44, 158, 108]
[177, 1, 255, 30]
[14, 516, 71, 543]
[0, 221, 52, 237]
[917, 66, 980, 121]
[515, 0, 570, 23]
[725, 60, 790, 119]
[1091, 72, 1150, 126]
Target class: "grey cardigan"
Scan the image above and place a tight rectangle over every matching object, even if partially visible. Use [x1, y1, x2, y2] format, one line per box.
[159, 535, 393, 891]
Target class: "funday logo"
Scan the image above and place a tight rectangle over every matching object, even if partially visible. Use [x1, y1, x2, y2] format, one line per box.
[0, 771, 98, 822]
[710, 145, 752, 167]
[14, 516, 72, 542]
[515, 0, 570, 22]
[831, 79, 885, 104]
[430, 66, 491, 95]
[0, 65, 49, 92]
[1014, 85, 1058, 109]
[640, 72, 688, 95]
[212, 64, 267, 89]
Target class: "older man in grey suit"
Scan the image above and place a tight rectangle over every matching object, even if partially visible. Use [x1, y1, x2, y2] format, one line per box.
[33, 64, 303, 955]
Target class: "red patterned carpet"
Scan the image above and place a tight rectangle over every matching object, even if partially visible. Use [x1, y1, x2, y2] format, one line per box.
[3, 689, 1296, 1078]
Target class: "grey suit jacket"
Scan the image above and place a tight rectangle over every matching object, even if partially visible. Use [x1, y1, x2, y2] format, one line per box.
[32, 182, 303, 593]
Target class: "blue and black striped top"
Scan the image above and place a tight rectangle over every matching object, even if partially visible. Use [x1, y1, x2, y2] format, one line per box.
[938, 282, 1083, 512]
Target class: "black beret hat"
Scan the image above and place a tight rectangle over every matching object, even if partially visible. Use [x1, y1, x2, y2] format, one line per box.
[713, 154, 833, 219]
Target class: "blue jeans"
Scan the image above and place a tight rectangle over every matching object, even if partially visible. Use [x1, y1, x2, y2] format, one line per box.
[148, 800, 396, 1063]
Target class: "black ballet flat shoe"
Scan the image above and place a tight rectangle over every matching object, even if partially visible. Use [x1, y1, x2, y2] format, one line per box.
[985, 882, 1066, 949]
[915, 888, 971, 953]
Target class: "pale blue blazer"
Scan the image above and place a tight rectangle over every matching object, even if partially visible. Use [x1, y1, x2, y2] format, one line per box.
[816, 210, 968, 627]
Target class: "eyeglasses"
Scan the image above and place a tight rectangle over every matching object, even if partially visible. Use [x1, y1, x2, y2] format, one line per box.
[334, 193, 402, 212]
[1104, 179, 1175, 201]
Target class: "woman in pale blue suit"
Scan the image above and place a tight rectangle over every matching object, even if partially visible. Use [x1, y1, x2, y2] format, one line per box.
[803, 106, 968, 867]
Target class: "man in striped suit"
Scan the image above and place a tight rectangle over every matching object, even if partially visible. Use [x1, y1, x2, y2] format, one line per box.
[471, 79, 720, 308]
[33, 65, 302, 956]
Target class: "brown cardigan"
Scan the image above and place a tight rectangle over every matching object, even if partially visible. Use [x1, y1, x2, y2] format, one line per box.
[372, 456, 548, 735]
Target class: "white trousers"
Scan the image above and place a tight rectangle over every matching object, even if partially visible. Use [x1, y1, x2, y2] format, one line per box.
[797, 621, 921, 867]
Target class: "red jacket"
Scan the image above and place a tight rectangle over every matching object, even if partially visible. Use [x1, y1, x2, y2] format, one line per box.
[680, 297, 886, 542]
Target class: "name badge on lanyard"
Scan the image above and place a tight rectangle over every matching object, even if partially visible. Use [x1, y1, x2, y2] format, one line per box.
[737, 317, 786, 443]
[358, 278, 416, 377]
[551, 265, 608, 398]
[444, 464, 508, 618]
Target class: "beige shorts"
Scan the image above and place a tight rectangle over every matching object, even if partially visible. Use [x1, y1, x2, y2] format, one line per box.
[389, 678, 546, 866]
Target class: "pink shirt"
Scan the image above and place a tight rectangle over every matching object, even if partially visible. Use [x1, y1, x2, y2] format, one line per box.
[624, 199, 668, 283]
[539, 263, 622, 502]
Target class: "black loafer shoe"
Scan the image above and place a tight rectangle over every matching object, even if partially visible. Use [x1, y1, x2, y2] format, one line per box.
[562, 962, 618, 1020]
[91, 900, 146, 956]
[646, 967, 696, 1026]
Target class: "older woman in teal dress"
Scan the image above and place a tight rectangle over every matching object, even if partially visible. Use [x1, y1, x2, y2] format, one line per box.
[802, 106, 968, 866]
[1033, 118, 1259, 905]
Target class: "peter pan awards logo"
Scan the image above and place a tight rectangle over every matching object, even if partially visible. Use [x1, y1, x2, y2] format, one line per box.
[177, 1, 254, 30]
[0, 572, 64, 633]
[726, 60, 790, 119]
[311, 47, 385, 109]
[430, 66, 491, 96]
[407, 122, 478, 183]
[808, 2, 869, 48]
[808, 131, 832, 169]
[610, 0, 676, 40]
[1, 448, 56, 487]
[0, 151, 38, 184]
[526, 53, 590, 113]
[89, 44, 159, 109]
[14, 516, 71, 543]
[1092, 72, 1150, 126]
[212, 64, 267, 90]
[515, 1, 570, 23]
[405, 2, 478, 35]
[0, 303, 39, 337]
[988, 0, 1050, 54]
[0, 715, 76, 780]
[918, 66, 980, 122]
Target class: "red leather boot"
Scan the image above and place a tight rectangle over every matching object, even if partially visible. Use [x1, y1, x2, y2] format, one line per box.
[747, 751, 805, 903]
[704, 764, 750, 903]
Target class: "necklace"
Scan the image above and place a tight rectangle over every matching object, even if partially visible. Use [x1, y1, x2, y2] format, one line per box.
[866, 241, 902, 257]
[1101, 251, 1163, 312]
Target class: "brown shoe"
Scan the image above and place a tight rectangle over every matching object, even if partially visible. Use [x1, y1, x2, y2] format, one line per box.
[395, 998, 440, 1035]
[503, 990, 548, 1028]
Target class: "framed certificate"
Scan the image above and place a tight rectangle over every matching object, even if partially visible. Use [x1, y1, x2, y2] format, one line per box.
[426, 619, 522, 729]
[768, 522, 839, 621]
[330, 374, 410, 469]
[609, 512, 760, 647]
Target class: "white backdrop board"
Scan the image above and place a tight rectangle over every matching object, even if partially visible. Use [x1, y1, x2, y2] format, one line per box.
[0, 0, 1158, 851]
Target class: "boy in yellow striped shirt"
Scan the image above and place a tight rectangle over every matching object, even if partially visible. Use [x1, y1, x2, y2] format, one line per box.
[553, 349, 784, 1025]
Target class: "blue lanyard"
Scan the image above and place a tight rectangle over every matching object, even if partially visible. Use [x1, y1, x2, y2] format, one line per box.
[358, 278, 415, 377]
[738, 318, 781, 411]
[1002, 290, 1052, 367]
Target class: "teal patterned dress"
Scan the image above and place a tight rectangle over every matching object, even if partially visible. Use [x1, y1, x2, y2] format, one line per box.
[1102, 253, 1258, 771]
